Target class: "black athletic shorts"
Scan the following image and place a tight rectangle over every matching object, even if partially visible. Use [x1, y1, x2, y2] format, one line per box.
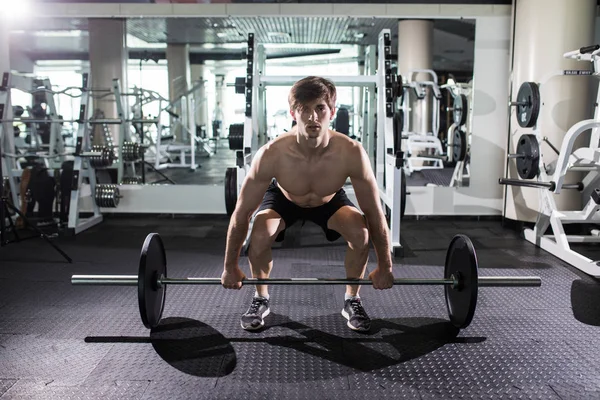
[256, 179, 357, 242]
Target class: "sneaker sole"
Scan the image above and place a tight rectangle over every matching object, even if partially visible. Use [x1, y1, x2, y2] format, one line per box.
[240, 308, 271, 331]
[341, 309, 370, 332]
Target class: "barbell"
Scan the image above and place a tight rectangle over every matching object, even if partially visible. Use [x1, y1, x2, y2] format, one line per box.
[71, 233, 541, 331]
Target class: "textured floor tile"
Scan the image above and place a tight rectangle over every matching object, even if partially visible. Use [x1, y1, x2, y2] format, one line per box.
[0, 335, 112, 385]
[0, 380, 17, 396]
[1, 379, 148, 400]
[142, 381, 277, 400]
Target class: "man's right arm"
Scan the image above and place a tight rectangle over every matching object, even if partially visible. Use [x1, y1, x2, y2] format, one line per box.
[223, 146, 275, 271]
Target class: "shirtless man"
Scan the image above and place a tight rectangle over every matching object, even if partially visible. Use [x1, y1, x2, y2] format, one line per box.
[221, 76, 394, 332]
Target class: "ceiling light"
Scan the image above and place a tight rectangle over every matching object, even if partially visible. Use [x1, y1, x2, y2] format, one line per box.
[33, 30, 84, 37]
[216, 32, 242, 38]
[267, 32, 291, 40]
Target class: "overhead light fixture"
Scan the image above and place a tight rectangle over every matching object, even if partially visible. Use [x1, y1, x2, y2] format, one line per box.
[267, 32, 291, 40]
[33, 30, 84, 37]
[217, 32, 242, 38]
[353, 32, 366, 39]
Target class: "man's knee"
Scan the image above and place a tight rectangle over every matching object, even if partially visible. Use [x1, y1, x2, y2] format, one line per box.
[249, 211, 284, 254]
[337, 211, 369, 251]
[346, 224, 370, 252]
[250, 227, 278, 253]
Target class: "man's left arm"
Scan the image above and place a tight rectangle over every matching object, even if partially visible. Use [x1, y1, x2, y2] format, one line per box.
[348, 143, 394, 289]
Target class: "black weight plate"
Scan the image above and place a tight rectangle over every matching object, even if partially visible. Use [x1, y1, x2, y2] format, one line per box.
[235, 77, 246, 94]
[444, 234, 478, 329]
[225, 167, 237, 217]
[138, 233, 167, 329]
[228, 124, 244, 150]
[400, 168, 407, 219]
[452, 127, 467, 162]
[393, 111, 404, 154]
[516, 134, 540, 179]
[453, 94, 468, 126]
[516, 82, 540, 128]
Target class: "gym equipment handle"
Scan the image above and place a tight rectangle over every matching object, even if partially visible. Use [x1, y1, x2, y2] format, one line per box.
[499, 178, 583, 191]
[499, 178, 553, 189]
[580, 44, 600, 54]
[71, 275, 541, 287]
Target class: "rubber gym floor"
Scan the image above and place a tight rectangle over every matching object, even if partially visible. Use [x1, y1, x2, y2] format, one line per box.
[1, 214, 600, 400]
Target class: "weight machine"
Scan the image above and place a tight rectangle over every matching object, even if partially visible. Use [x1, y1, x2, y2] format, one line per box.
[0, 72, 147, 235]
[0, 73, 72, 261]
[401, 70, 444, 175]
[151, 81, 214, 173]
[224, 29, 406, 257]
[441, 79, 473, 187]
[501, 44, 600, 278]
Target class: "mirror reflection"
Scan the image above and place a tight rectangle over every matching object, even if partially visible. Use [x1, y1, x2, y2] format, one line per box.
[6, 17, 475, 188]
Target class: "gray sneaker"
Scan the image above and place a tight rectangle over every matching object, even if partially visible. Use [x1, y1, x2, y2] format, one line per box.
[341, 298, 371, 332]
[240, 297, 270, 331]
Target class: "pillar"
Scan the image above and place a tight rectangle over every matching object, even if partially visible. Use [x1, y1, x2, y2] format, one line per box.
[470, 17, 511, 203]
[88, 19, 128, 146]
[0, 22, 9, 82]
[214, 73, 226, 138]
[505, 0, 596, 222]
[397, 19, 434, 135]
[1, 22, 13, 170]
[190, 63, 208, 137]
[167, 43, 192, 142]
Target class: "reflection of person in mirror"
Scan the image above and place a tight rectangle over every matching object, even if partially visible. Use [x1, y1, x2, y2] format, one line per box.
[212, 101, 224, 138]
[213, 101, 224, 122]
[221, 76, 394, 333]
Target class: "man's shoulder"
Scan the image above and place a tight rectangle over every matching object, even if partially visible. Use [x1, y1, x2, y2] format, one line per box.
[330, 131, 361, 152]
[264, 132, 294, 151]
[257, 133, 293, 163]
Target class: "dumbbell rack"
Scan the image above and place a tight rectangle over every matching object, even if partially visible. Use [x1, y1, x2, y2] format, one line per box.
[65, 73, 107, 235]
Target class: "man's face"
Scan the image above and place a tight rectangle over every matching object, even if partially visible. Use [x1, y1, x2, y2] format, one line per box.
[291, 98, 335, 140]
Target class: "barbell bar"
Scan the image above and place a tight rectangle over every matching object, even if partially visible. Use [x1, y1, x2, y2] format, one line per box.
[71, 276, 540, 288]
[499, 178, 583, 191]
[71, 233, 542, 331]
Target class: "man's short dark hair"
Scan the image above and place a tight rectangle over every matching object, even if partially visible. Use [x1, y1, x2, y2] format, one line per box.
[288, 76, 336, 112]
